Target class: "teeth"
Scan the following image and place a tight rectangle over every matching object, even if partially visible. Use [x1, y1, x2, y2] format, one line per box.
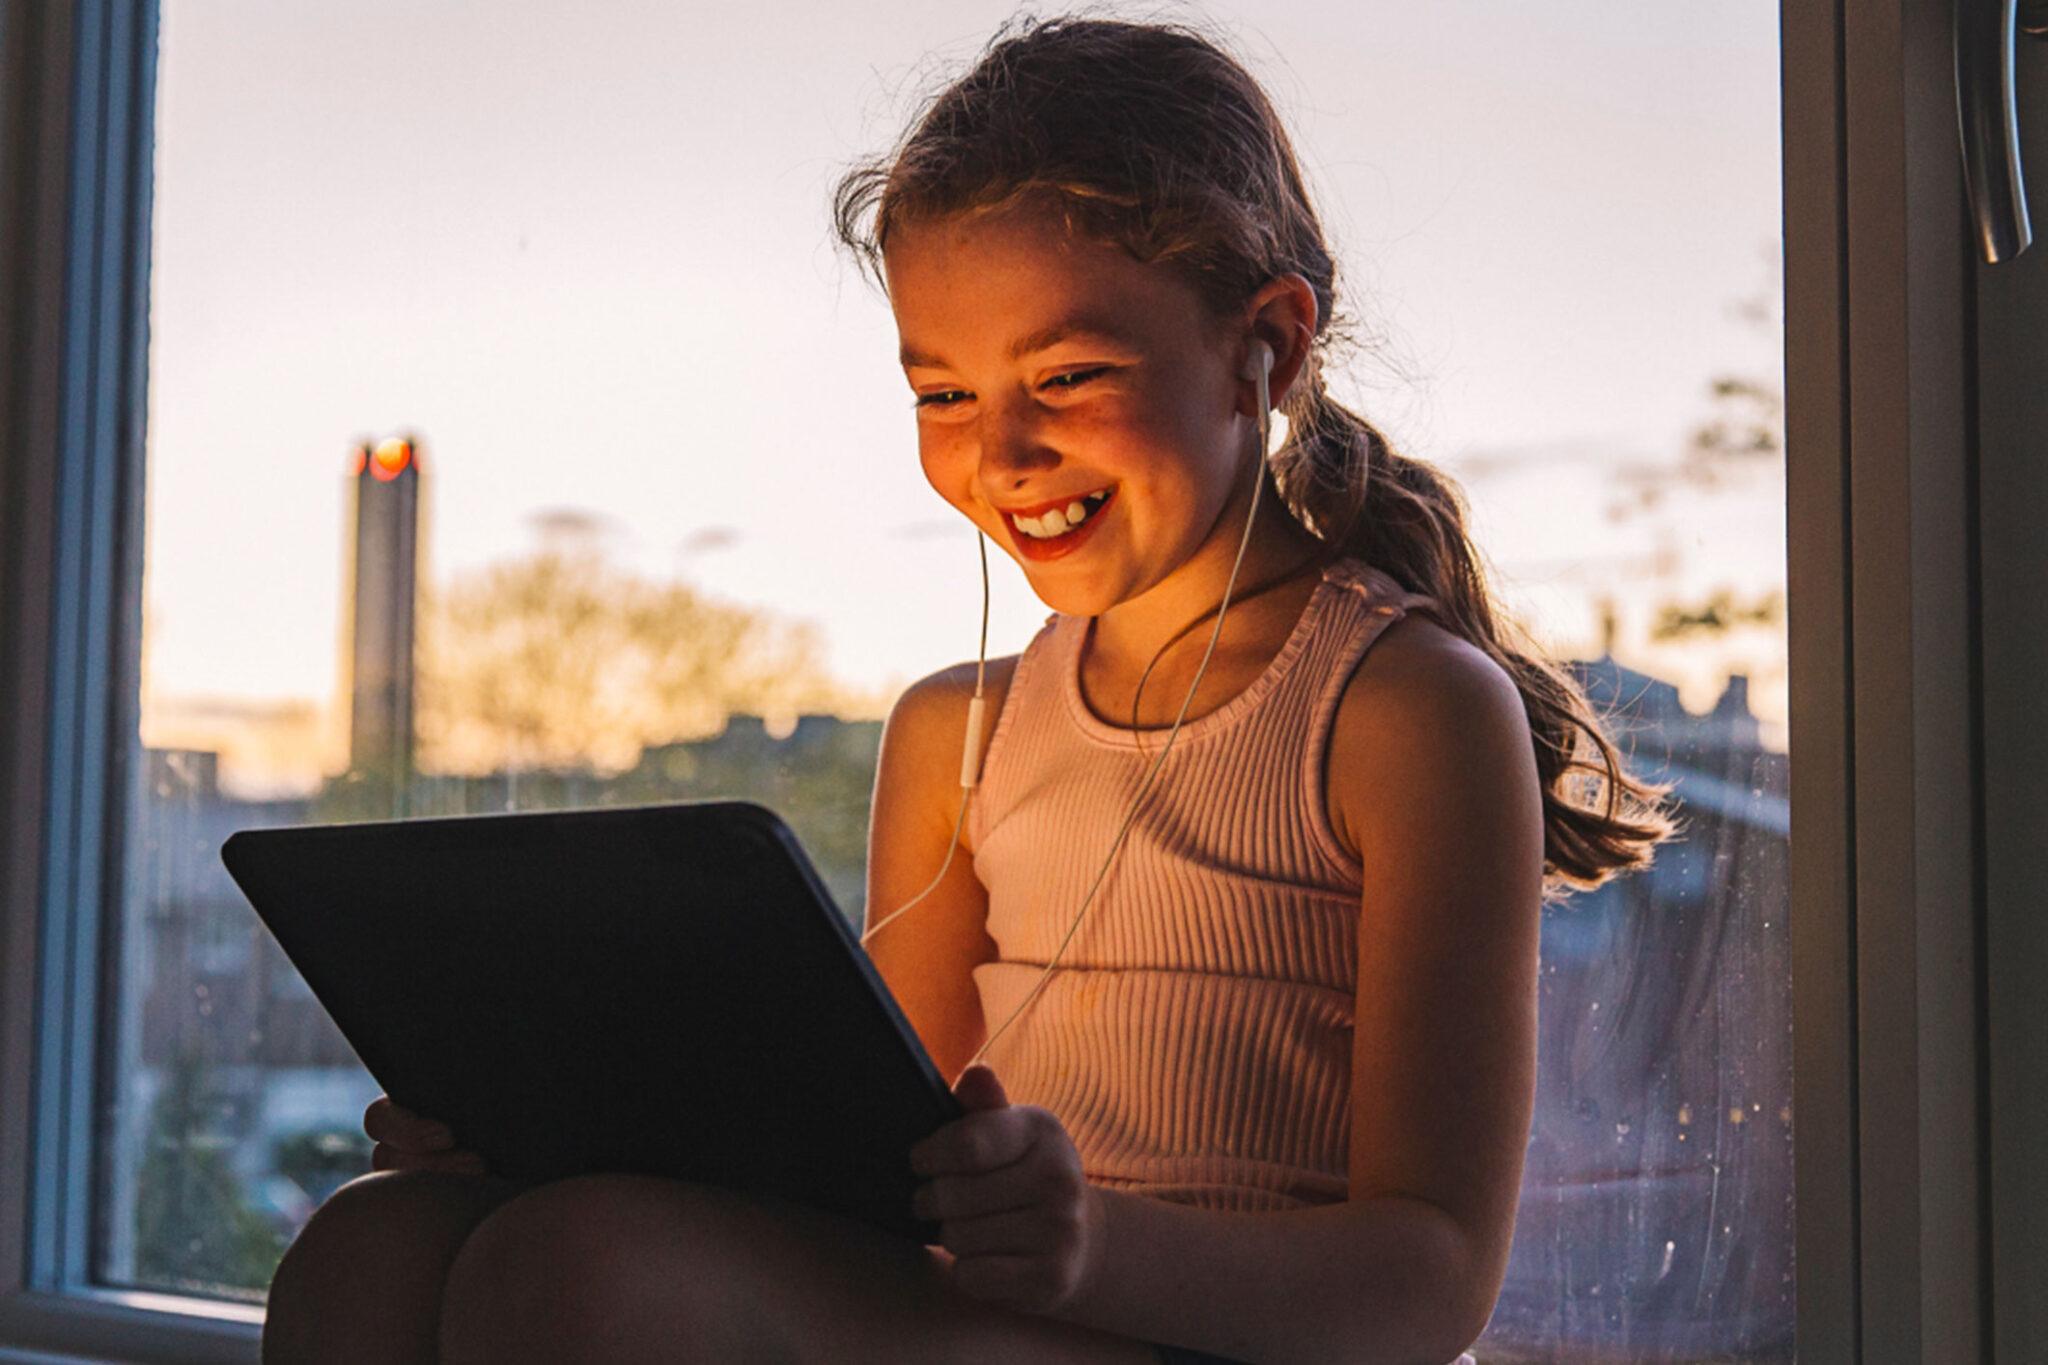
[1014, 488, 1111, 539]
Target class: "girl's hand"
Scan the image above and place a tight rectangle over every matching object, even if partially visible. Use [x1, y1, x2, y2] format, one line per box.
[363, 1095, 491, 1177]
[909, 1064, 1106, 1316]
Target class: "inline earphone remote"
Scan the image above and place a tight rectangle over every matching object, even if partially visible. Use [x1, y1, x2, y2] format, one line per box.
[861, 338, 1276, 1075]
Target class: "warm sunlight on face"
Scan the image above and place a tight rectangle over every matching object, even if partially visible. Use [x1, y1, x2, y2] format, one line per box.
[882, 202, 1256, 619]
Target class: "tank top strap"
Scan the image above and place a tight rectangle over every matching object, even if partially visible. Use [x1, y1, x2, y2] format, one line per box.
[1322, 558, 1444, 620]
[1293, 559, 1445, 878]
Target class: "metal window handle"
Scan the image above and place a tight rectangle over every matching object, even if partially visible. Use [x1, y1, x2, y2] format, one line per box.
[1956, 0, 2048, 263]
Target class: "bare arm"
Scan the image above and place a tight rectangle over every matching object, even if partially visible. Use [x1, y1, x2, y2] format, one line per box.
[861, 660, 1012, 1084]
[1059, 1188, 1473, 1365]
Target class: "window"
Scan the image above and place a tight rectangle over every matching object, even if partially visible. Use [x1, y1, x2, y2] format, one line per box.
[122, 5, 1800, 1355]
[3, 1, 2038, 1361]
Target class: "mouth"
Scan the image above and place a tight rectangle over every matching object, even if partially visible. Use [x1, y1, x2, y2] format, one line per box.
[1000, 485, 1117, 563]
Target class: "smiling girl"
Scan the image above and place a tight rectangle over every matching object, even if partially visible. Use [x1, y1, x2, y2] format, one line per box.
[262, 15, 1676, 1365]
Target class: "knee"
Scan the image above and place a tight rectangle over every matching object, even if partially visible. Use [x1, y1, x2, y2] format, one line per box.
[439, 1175, 670, 1323]
[272, 1168, 492, 1285]
[269, 1171, 403, 1302]
[437, 1174, 744, 1363]
[264, 1169, 521, 1364]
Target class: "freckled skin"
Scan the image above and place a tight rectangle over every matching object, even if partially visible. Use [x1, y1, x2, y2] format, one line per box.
[883, 204, 1325, 678]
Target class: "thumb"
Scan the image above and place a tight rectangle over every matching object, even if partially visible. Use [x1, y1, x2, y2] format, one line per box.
[952, 1062, 1009, 1111]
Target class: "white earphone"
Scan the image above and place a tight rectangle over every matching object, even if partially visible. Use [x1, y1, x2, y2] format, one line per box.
[861, 338, 1277, 1077]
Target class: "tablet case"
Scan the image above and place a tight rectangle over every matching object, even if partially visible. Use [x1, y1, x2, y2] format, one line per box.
[220, 800, 964, 1246]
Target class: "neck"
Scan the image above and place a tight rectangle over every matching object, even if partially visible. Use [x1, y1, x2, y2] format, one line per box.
[1088, 463, 1333, 678]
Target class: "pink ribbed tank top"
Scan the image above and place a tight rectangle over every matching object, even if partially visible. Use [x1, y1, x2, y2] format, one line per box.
[966, 557, 1443, 1213]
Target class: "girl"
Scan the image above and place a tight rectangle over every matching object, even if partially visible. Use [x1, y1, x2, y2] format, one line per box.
[263, 15, 1675, 1365]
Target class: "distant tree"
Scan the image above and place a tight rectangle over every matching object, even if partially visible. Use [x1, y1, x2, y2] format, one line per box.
[1649, 586, 1785, 642]
[1603, 240, 1786, 526]
[1603, 373, 1785, 523]
[134, 1049, 283, 1299]
[414, 546, 865, 775]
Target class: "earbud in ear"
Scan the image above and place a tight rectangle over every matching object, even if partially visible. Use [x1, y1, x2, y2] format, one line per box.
[1241, 340, 1274, 383]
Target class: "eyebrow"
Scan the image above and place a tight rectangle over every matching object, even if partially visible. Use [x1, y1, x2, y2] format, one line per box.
[898, 318, 1141, 370]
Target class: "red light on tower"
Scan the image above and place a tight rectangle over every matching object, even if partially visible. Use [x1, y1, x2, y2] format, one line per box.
[347, 444, 368, 477]
[370, 437, 413, 482]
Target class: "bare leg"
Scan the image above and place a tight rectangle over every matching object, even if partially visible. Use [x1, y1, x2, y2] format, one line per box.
[438, 1173, 1161, 1364]
[262, 1169, 533, 1365]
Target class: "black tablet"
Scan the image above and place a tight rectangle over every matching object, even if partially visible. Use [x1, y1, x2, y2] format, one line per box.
[219, 799, 963, 1246]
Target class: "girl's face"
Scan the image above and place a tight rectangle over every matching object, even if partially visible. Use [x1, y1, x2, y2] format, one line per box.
[883, 203, 1260, 620]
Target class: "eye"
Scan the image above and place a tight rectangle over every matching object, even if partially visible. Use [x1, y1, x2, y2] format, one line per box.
[913, 366, 1109, 409]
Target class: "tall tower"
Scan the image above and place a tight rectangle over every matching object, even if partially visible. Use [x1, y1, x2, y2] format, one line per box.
[345, 434, 422, 801]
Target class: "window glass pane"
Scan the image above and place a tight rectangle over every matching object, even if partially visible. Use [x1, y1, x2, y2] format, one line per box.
[114, 2, 1790, 1355]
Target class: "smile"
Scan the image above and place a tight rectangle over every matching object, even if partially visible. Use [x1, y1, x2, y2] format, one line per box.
[1002, 485, 1117, 562]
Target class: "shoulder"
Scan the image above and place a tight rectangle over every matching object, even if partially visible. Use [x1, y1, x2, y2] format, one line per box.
[885, 611, 1062, 758]
[1324, 607, 1536, 866]
[886, 654, 1022, 749]
[1342, 607, 1521, 716]
[877, 655, 1023, 842]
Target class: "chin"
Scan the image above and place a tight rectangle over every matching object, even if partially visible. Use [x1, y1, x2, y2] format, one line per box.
[1020, 570, 1123, 619]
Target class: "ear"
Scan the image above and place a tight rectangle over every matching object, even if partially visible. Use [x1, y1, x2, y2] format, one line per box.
[1239, 273, 1320, 415]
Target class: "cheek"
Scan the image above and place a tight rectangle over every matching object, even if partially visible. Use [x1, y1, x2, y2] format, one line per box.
[915, 424, 953, 482]
[1114, 376, 1234, 479]
[917, 428, 981, 510]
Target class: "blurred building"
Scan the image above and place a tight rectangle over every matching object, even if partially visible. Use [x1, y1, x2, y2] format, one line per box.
[343, 436, 423, 797]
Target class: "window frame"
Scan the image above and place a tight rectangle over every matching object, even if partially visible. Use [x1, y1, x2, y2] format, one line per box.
[0, 0, 2033, 1360]
[0, 0, 262, 1359]
[1975, 26, 2048, 1358]
[1783, 0, 2042, 1358]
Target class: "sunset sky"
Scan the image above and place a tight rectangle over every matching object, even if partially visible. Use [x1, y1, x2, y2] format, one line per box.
[139, 0, 1787, 788]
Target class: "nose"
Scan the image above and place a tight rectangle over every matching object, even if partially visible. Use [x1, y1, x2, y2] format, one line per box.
[975, 391, 1060, 494]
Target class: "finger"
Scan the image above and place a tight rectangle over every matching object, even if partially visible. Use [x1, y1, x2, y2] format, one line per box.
[364, 1095, 431, 1132]
[939, 1204, 1076, 1259]
[365, 1099, 454, 1151]
[412, 1120, 457, 1150]
[910, 1108, 1040, 1177]
[952, 1063, 1009, 1111]
[914, 1160, 1051, 1222]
